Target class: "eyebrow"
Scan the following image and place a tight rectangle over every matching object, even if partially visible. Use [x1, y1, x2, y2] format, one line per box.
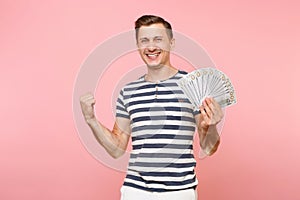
[139, 36, 163, 40]
[139, 37, 149, 41]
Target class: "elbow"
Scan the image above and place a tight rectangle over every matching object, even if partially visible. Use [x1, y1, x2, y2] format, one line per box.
[208, 139, 220, 156]
[112, 154, 122, 159]
[111, 149, 125, 159]
[207, 146, 218, 156]
[202, 139, 220, 156]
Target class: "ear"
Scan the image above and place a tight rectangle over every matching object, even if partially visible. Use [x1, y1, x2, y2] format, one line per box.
[170, 38, 175, 50]
[136, 40, 142, 50]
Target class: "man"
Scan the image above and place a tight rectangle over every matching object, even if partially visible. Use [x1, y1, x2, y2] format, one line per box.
[80, 15, 223, 200]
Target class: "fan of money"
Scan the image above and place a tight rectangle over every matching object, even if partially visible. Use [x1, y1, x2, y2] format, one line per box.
[178, 67, 237, 108]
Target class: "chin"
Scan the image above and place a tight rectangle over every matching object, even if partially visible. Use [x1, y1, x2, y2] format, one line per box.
[142, 57, 160, 68]
[146, 60, 168, 68]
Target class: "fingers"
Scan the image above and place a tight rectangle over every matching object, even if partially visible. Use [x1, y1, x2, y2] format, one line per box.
[204, 98, 222, 115]
[85, 98, 96, 107]
[80, 92, 95, 104]
[202, 98, 213, 118]
[79, 92, 96, 120]
[199, 97, 224, 126]
[80, 92, 94, 102]
[199, 105, 210, 127]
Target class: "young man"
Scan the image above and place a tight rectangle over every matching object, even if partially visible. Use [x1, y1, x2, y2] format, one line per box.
[80, 15, 223, 200]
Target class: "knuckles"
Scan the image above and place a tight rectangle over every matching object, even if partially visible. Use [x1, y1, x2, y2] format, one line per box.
[80, 93, 94, 103]
[79, 93, 96, 111]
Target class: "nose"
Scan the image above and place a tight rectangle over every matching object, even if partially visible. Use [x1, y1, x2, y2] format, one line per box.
[146, 45, 157, 51]
[145, 39, 158, 50]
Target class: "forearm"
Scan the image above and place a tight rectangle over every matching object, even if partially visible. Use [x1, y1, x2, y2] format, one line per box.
[86, 118, 125, 158]
[198, 125, 220, 156]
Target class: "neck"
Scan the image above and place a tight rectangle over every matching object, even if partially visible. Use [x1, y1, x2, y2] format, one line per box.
[145, 64, 178, 83]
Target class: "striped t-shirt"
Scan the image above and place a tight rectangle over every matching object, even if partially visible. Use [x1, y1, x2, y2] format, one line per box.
[116, 70, 199, 192]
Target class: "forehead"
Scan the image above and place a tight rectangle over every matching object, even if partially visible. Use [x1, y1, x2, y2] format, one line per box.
[137, 23, 169, 38]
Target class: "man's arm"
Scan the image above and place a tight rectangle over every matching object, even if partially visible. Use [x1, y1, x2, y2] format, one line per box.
[195, 97, 224, 156]
[80, 93, 131, 159]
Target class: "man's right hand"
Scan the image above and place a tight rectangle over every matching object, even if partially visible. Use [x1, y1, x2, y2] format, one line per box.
[79, 92, 131, 159]
[80, 92, 96, 122]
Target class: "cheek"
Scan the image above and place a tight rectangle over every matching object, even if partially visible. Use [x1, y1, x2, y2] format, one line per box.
[159, 43, 171, 52]
[138, 48, 145, 55]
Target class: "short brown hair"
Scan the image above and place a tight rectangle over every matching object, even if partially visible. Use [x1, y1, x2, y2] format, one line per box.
[135, 15, 173, 40]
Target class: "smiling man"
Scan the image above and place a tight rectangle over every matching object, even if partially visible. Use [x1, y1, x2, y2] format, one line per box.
[80, 15, 223, 200]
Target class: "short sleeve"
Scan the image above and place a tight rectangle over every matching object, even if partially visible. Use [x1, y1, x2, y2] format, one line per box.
[115, 89, 130, 119]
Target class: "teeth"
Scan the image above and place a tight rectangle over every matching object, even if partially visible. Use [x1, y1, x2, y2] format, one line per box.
[147, 53, 160, 57]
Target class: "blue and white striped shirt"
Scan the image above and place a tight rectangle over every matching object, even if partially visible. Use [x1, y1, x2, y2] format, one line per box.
[116, 70, 199, 192]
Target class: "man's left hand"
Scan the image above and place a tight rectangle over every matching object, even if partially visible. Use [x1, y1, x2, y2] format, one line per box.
[199, 97, 224, 129]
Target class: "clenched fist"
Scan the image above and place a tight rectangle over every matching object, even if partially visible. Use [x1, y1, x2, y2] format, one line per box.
[80, 92, 96, 121]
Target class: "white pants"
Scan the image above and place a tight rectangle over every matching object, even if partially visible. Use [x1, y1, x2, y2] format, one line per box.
[120, 185, 198, 200]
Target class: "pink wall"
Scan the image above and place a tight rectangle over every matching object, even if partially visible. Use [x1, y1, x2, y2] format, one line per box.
[1, 0, 299, 199]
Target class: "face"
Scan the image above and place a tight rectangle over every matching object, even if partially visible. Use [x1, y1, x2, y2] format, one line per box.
[136, 23, 174, 68]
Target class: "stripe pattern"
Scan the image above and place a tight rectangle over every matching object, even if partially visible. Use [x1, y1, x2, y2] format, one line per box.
[116, 70, 199, 192]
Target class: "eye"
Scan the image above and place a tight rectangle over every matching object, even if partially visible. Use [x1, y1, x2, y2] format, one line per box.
[140, 38, 149, 44]
[154, 37, 162, 42]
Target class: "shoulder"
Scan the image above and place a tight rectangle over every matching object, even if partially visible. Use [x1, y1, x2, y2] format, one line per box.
[118, 76, 147, 96]
[173, 70, 188, 79]
[178, 70, 188, 75]
[177, 70, 188, 77]
[122, 76, 145, 89]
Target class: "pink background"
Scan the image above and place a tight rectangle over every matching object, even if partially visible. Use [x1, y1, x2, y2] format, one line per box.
[1, 0, 300, 199]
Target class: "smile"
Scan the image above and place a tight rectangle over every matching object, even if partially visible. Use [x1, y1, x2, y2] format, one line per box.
[145, 52, 161, 60]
